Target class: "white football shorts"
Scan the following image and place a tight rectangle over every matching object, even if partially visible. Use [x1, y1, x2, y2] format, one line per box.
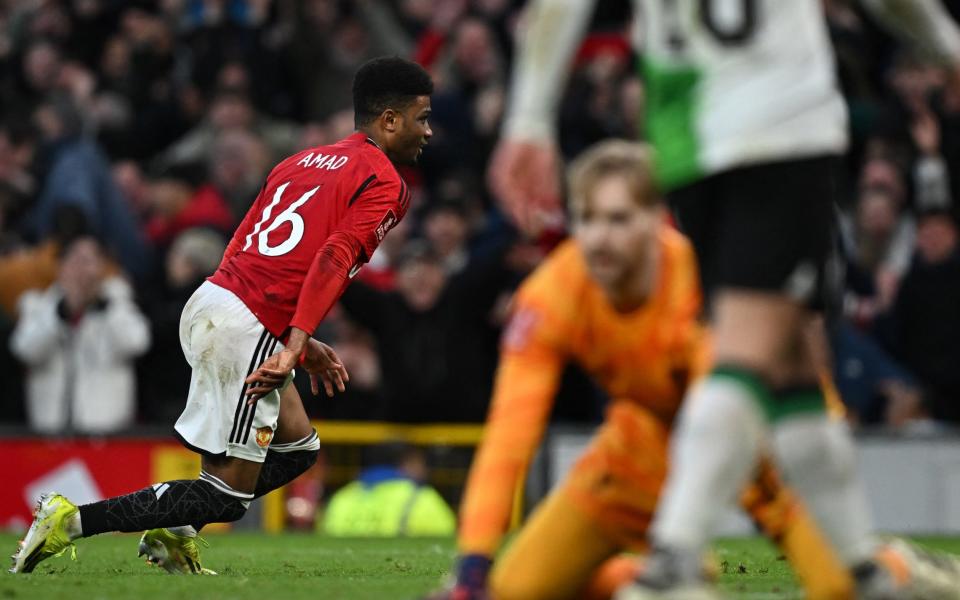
[174, 281, 291, 462]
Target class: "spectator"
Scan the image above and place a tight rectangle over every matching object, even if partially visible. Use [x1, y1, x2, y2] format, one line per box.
[139, 228, 226, 425]
[10, 235, 150, 434]
[299, 315, 383, 421]
[322, 443, 456, 537]
[142, 163, 234, 248]
[424, 16, 507, 177]
[111, 160, 150, 222]
[559, 38, 633, 157]
[422, 199, 470, 275]
[154, 87, 300, 169]
[0, 119, 39, 230]
[830, 321, 924, 427]
[92, 8, 197, 161]
[437, 16, 505, 93]
[207, 128, 271, 221]
[26, 95, 152, 281]
[911, 104, 953, 214]
[339, 241, 514, 423]
[290, 1, 412, 121]
[2, 39, 63, 114]
[178, 2, 300, 120]
[0, 204, 88, 319]
[884, 209, 960, 423]
[840, 183, 914, 326]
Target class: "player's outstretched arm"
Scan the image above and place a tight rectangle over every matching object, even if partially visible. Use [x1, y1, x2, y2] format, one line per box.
[433, 301, 566, 598]
[487, 0, 595, 236]
[487, 139, 565, 237]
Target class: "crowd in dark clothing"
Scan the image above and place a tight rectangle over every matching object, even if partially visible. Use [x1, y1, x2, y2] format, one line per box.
[0, 0, 958, 432]
[824, 0, 960, 428]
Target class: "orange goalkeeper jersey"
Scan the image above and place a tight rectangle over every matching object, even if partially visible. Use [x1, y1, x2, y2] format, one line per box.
[458, 226, 706, 555]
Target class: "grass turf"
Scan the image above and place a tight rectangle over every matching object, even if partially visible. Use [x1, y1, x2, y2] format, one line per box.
[2, 533, 959, 599]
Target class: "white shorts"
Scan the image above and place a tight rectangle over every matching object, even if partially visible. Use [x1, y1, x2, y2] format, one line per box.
[174, 281, 291, 463]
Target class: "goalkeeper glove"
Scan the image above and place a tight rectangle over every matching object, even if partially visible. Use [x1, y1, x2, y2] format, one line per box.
[425, 554, 493, 600]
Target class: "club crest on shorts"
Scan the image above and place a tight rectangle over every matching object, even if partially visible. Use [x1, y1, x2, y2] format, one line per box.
[255, 426, 274, 448]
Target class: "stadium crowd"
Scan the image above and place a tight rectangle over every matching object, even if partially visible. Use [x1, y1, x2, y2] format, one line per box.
[0, 0, 958, 433]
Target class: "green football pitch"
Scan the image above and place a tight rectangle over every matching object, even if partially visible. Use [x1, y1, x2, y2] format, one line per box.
[2, 533, 960, 600]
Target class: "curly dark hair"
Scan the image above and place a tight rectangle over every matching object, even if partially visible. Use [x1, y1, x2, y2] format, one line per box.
[352, 56, 433, 127]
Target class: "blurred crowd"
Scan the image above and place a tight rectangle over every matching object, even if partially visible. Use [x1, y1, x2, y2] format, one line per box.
[0, 0, 958, 435]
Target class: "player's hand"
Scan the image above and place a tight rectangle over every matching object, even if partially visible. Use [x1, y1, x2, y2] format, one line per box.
[487, 137, 565, 238]
[244, 347, 299, 403]
[301, 339, 350, 398]
[424, 555, 492, 600]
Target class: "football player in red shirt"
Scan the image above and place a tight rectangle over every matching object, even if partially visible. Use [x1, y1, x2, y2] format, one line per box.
[11, 57, 433, 575]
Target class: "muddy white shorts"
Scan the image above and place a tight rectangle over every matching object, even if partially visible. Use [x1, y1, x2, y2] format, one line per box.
[174, 281, 291, 462]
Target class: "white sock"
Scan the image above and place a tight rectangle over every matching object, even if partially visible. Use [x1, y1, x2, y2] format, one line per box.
[773, 415, 877, 565]
[651, 374, 768, 553]
[166, 525, 198, 538]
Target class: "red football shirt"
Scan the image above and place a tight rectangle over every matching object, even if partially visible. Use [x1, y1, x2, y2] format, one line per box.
[209, 132, 410, 338]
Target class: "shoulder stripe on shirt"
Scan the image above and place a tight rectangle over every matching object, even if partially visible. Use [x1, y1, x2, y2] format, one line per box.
[241, 336, 281, 445]
[229, 329, 269, 444]
[347, 174, 377, 207]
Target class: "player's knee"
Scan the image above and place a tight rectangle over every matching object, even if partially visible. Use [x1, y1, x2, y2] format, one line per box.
[198, 473, 253, 523]
[820, 422, 857, 483]
[775, 418, 855, 487]
[677, 372, 767, 441]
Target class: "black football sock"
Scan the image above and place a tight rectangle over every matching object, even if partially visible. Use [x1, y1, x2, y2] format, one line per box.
[79, 431, 322, 536]
[76, 474, 251, 537]
[253, 430, 320, 498]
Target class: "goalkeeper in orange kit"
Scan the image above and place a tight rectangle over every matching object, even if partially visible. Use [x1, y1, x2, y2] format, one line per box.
[430, 140, 853, 600]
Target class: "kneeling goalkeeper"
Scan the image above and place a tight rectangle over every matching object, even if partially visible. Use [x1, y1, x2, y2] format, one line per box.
[433, 140, 852, 600]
